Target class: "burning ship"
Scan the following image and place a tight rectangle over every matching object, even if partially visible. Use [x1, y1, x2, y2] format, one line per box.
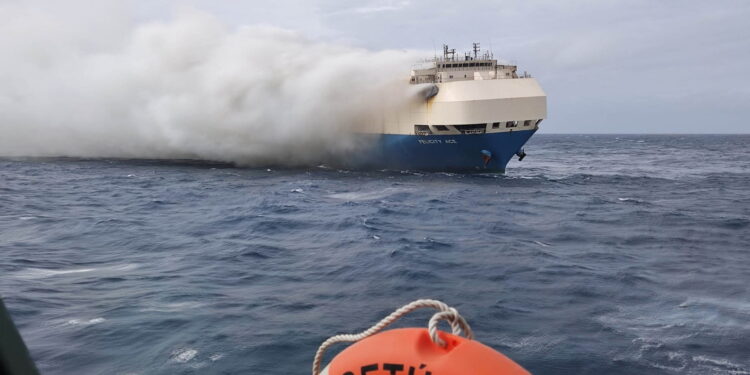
[348, 43, 547, 172]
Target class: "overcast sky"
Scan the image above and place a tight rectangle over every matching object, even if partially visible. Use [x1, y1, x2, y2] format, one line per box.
[11, 0, 750, 133]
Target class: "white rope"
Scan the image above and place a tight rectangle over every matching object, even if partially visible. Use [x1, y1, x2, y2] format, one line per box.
[312, 299, 474, 375]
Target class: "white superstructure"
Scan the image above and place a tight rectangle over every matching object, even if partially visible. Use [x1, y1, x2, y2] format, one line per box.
[375, 44, 547, 137]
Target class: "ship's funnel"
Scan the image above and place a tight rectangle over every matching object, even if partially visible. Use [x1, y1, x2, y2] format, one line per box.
[421, 84, 439, 100]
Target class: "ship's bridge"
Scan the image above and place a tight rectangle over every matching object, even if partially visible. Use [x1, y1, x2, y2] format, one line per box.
[410, 43, 529, 84]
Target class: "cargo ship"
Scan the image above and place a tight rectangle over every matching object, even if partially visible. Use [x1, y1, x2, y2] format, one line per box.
[347, 43, 547, 172]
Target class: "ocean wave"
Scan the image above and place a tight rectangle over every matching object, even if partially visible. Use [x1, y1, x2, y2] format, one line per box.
[139, 302, 206, 313]
[170, 348, 198, 363]
[691, 355, 750, 374]
[496, 334, 563, 354]
[64, 317, 106, 326]
[617, 197, 648, 204]
[531, 240, 552, 247]
[328, 187, 412, 201]
[12, 264, 138, 279]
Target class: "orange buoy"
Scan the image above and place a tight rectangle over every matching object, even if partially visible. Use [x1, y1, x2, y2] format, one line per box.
[326, 328, 529, 375]
[313, 300, 530, 375]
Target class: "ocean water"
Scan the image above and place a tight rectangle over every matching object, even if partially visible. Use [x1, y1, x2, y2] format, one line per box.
[1, 134, 749, 375]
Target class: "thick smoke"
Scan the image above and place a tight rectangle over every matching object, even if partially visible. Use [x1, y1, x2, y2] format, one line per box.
[0, 4, 422, 166]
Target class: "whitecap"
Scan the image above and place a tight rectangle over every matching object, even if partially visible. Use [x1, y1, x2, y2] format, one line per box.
[617, 197, 649, 204]
[139, 301, 206, 312]
[13, 263, 138, 279]
[209, 353, 224, 361]
[290, 188, 304, 193]
[188, 361, 208, 369]
[532, 240, 551, 247]
[108, 264, 139, 272]
[328, 187, 410, 201]
[65, 317, 106, 326]
[16, 267, 97, 279]
[692, 355, 749, 372]
[171, 348, 198, 363]
[497, 335, 562, 352]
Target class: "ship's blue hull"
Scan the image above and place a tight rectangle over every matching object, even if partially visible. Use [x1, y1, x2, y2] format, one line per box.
[344, 129, 537, 172]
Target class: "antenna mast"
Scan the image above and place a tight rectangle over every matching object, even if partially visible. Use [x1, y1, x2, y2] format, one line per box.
[472, 42, 480, 59]
[442, 44, 456, 61]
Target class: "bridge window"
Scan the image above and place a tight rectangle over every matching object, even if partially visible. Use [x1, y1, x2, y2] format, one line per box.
[434, 125, 450, 132]
[505, 121, 518, 128]
[492, 122, 500, 129]
[523, 120, 532, 126]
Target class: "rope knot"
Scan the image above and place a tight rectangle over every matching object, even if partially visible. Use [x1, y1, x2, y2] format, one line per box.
[427, 307, 473, 347]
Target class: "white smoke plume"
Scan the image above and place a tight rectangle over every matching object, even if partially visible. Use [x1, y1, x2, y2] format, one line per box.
[0, 3, 423, 166]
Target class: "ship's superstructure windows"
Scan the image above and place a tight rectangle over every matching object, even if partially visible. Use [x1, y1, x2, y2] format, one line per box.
[416, 121, 542, 136]
[435, 61, 493, 70]
[454, 124, 487, 134]
[536, 119, 543, 126]
[414, 125, 432, 135]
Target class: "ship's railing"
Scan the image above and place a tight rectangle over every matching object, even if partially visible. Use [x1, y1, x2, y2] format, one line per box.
[409, 73, 532, 84]
[437, 65, 497, 71]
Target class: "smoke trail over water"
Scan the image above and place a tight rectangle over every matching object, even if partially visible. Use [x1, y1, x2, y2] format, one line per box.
[0, 4, 421, 166]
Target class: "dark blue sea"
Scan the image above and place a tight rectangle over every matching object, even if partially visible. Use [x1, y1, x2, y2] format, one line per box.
[1, 134, 749, 375]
